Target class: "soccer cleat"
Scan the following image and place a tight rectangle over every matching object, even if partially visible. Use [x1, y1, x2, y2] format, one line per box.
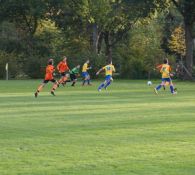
[34, 92, 38, 98]
[163, 86, 166, 90]
[172, 91, 177, 95]
[154, 88, 158, 95]
[174, 88, 177, 92]
[98, 88, 101, 92]
[51, 91, 56, 96]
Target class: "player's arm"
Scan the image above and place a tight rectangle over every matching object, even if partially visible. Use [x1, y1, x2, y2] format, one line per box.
[169, 66, 174, 77]
[87, 66, 92, 70]
[57, 62, 61, 72]
[96, 68, 103, 75]
[112, 66, 116, 72]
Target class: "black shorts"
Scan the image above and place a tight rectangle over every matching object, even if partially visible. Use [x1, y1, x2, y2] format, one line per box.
[70, 74, 77, 81]
[60, 72, 69, 77]
[43, 79, 56, 83]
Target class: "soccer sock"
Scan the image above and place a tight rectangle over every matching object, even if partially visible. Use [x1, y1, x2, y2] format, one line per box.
[37, 84, 43, 92]
[156, 85, 162, 91]
[71, 82, 76, 86]
[63, 76, 68, 83]
[51, 83, 58, 92]
[58, 78, 64, 84]
[98, 83, 105, 90]
[170, 85, 174, 93]
[104, 81, 111, 88]
[82, 80, 86, 85]
[87, 79, 91, 84]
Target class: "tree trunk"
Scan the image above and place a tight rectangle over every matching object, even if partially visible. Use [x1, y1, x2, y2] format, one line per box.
[104, 31, 112, 63]
[184, 21, 194, 79]
[92, 23, 98, 53]
[97, 32, 103, 54]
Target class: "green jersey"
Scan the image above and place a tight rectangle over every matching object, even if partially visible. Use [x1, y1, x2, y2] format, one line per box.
[70, 67, 79, 74]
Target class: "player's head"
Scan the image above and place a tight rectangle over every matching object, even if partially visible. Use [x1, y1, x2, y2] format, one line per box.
[76, 65, 80, 68]
[107, 60, 112, 65]
[48, 59, 53, 65]
[163, 58, 168, 64]
[63, 56, 67, 62]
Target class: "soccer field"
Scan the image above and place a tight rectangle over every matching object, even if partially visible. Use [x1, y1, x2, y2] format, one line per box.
[0, 80, 195, 175]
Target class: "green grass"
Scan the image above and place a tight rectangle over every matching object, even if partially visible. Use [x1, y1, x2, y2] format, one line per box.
[0, 79, 195, 175]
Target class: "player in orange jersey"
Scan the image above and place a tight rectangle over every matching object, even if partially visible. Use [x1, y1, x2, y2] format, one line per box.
[34, 59, 59, 97]
[57, 56, 70, 86]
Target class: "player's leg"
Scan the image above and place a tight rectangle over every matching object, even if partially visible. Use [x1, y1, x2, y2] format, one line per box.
[104, 76, 113, 89]
[169, 79, 177, 94]
[70, 74, 77, 86]
[58, 73, 64, 84]
[98, 76, 109, 91]
[154, 79, 165, 94]
[34, 80, 48, 97]
[51, 79, 59, 96]
[62, 73, 69, 85]
[82, 72, 88, 86]
[98, 81, 106, 91]
[163, 83, 166, 90]
[87, 74, 92, 85]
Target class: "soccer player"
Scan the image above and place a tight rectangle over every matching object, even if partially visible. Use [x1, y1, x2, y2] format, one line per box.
[69, 65, 80, 86]
[82, 59, 92, 86]
[57, 56, 70, 86]
[154, 58, 177, 95]
[96, 61, 115, 91]
[34, 59, 59, 97]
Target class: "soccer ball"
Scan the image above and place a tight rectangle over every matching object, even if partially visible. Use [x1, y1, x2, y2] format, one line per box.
[147, 81, 152, 86]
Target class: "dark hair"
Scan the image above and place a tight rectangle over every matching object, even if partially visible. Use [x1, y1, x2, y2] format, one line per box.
[163, 58, 168, 64]
[48, 59, 53, 65]
[107, 60, 112, 64]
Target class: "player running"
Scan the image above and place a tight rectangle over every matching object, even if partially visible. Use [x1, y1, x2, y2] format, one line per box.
[82, 59, 92, 86]
[154, 58, 177, 95]
[57, 56, 70, 86]
[96, 61, 115, 92]
[34, 59, 59, 97]
[69, 65, 80, 86]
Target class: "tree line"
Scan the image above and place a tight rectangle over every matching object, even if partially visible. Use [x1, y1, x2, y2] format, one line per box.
[0, 0, 194, 79]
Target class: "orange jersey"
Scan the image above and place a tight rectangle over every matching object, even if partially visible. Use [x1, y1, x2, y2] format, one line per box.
[45, 65, 55, 80]
[57, 61, 69, 73]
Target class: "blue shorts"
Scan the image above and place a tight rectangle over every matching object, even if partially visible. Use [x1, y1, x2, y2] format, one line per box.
[162, 78, 171, 82]
[82, 72, 89, 78]
[105, 75, 112, 81]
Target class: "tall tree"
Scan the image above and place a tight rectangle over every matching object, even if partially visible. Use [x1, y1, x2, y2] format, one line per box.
[49, 0, 170, 62]
[171, 0, 195, 79]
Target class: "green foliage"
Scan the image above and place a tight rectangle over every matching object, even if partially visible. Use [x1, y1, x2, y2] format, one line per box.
[168, 26, 186, 57]
[118, 17, 167, 79]
[0, 0, 183, 79]
[0, 51, 25, 79]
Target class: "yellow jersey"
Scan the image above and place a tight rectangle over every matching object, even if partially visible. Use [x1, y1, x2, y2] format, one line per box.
[82, 63, 88, 72]
[103, 64, 115, 76]
[160, 64, 171, 78]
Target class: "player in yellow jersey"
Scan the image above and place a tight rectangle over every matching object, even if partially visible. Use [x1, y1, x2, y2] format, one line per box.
[82, 59, 92, 86]
[154, 58, 177, 95]
[96, 61, 115, 91]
